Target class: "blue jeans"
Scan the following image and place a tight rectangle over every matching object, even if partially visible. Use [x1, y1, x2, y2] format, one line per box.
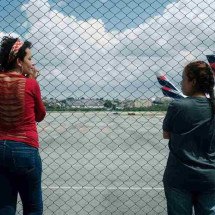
[164, 185, 215, 215]
[0, 140, 43, 215]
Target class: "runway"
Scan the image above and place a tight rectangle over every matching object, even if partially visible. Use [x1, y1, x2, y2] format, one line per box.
[18, 112, 168, 215]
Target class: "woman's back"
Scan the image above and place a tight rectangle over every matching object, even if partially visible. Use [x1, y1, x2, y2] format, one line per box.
[0, 73, 26, 130]
[163, 97, 215, 192]
[0, 72, 46, 148]
[166, 97, 212, 134]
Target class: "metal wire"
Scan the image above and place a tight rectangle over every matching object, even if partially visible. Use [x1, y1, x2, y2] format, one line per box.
[1, 0, 212, 214]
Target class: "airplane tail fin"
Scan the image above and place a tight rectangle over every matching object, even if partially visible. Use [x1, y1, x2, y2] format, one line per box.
[206, 55, 215, 75]
[156, 71, 185, 99]
[161, 86, 185, 99]
[156, 71, 178, 91]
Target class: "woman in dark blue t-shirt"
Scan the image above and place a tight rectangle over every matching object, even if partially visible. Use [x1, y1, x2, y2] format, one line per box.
[163, 61, 215, 215]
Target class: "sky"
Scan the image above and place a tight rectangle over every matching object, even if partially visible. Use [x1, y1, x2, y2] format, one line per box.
[0, 0, 215, 100]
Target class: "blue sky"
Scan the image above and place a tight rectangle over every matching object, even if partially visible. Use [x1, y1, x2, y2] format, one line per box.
[0, 0, 214, 99]
[0, 0, 173, 34]
[0, 0, 26, 35]
[50, 0, 173, 31]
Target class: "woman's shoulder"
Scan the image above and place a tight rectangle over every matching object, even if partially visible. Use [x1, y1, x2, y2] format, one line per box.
[170, 97, 208, 113]
[169, 98, 192, 110]
[25, 78, 39, 90]
[25, 78, 38, 85]
[169, 98, 183, 106]
[173, 97, 195, 104]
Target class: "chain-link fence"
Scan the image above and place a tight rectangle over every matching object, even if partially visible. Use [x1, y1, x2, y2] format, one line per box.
[1, 0, 215, 214]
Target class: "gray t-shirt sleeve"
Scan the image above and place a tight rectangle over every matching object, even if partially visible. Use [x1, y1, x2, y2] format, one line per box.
[163, 100, 180, 132]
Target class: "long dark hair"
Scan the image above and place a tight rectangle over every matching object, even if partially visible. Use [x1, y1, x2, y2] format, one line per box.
[0, 36, 32, 71]
[185, 61, 215, 115]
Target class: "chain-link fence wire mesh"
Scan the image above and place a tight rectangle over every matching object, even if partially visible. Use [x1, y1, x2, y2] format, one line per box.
[1, 0, 215, 214]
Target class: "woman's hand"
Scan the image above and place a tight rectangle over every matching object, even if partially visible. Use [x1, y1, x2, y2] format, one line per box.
[26, 66, 40, 79]
[163, 131, 170, 139]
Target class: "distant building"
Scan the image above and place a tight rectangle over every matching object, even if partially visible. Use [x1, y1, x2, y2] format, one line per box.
[43, 97, 62, 108]
[119, 100, 134, 109]
[65, 98, 104, 109]
[133, 99, 152, 108]
[160, 97, 172, 103]
[152, 97, 172, 104]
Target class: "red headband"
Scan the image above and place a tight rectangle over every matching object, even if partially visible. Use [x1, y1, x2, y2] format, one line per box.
[8, 40, 24, 63]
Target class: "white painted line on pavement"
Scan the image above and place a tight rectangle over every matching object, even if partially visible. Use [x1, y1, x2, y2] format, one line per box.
[42, 186, 164, 190]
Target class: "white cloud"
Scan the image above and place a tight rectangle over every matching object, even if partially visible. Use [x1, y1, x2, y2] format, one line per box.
[56, 1, 67, 7]
[5, 0, 215, 99]
[0, 32, 20, 41]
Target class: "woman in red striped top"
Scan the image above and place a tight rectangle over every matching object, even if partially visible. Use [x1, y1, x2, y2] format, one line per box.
[0, 36, 46, 215]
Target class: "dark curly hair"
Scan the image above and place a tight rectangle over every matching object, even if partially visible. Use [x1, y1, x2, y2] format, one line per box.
[0, 36, 32, 71]
[185, 61, 215, 115]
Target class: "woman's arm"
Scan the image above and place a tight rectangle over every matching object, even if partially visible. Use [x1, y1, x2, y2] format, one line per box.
[34, 81, 46, 122]
[162, 101, 178, 140]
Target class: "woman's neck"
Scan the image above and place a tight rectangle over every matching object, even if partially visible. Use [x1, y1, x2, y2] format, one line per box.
[191, 92, 206, 98]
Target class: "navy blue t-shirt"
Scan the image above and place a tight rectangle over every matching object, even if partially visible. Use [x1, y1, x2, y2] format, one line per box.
[163, 97, 215, 192]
